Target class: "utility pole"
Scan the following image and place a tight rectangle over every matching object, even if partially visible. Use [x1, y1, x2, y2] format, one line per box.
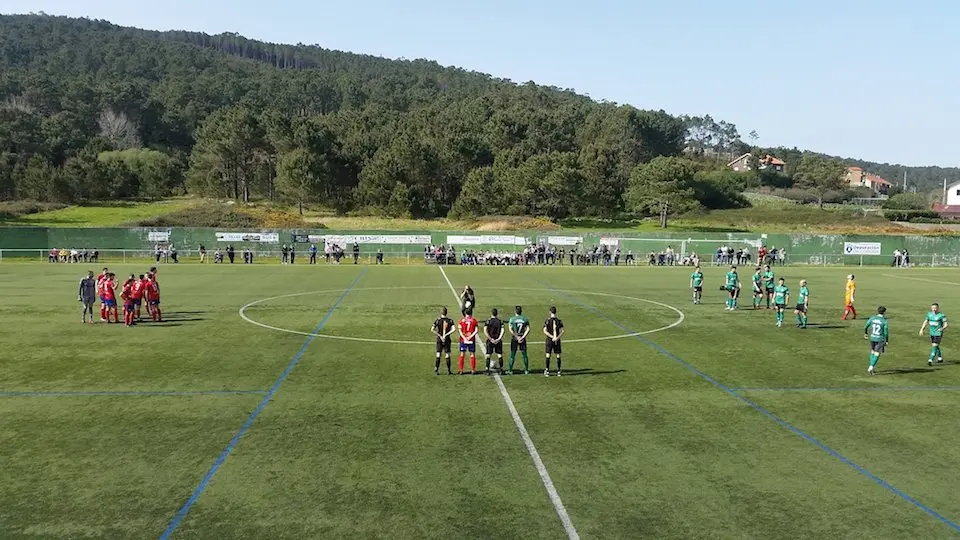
[943, 178, 947, 206]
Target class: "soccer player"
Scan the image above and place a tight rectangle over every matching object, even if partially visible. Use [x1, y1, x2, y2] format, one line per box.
[865, 306, 889, 375]
[508, 305, 531, 375]
[773, 277, 790, 327]
[483, 308, 505, 374]
[762, 264, 775, 309]
[458, 307, 479, 375]
[690, 266, 704, 305]
[543, 306, 565, 376]
[146, 273, 162, 322]
[138, 273, 151, 320]
[919, 303, 948, 366]
[431, 307, 455, 375]
[131, 274, 145, 320]
[78, 270, 97, 324]
[460, 285, 476, 311]
[751, 266, 763, 309]
[96, 267, 109, 321]
[842, 274, 857, 320]
[795, 279, 810, 328]
[723, 266, 740, 310]
[120, 274, 136, 327]
[102, 273, 119, 323]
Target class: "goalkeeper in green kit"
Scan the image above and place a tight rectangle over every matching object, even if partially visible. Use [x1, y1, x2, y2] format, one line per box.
[918, 303, 948, 366]
[865, 306, 890, 375]
[507, 305, 531, 375]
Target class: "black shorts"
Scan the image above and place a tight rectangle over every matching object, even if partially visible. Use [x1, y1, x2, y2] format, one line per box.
[795, 304, 806, 313]
[693, 286, 703, 292]
[775, 303, 786, 310]
[753, 285, 762, 294]
[931, 335, 942, 345]
[765, 287, 774, 295]
[510, 339, 527, 352]
[486, 340, 503, 354]
[546, 340, 562, 354]
[436, 338, 451, 354]
[870, 340, 886, 353]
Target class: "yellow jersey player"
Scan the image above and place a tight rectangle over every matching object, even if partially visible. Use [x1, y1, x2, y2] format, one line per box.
[842, 274, 857, 320]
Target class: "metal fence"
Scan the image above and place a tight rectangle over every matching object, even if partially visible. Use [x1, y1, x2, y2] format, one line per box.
[4, 248, 960, 267]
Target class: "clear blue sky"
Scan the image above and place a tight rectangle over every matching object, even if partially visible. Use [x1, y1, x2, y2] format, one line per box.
[4, 0, 958, 166]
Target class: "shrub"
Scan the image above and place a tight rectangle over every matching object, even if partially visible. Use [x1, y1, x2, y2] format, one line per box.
[0, 200, 68, 219]
[883, 209, 939, 222]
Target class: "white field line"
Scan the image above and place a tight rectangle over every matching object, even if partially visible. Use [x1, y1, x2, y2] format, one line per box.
[438, 266, 580, 540]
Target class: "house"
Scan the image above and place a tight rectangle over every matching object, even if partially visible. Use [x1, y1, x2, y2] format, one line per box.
[727, 153, 786, 173]
[932, 180, 960, 219]
[846, 167, 891, 195]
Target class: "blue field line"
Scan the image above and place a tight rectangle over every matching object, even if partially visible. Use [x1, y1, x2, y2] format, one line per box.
[0, 390, 267, 398]
[734, 386, 960, 393]
[159, 268, 367, 540]
[533, 278, 960, 534]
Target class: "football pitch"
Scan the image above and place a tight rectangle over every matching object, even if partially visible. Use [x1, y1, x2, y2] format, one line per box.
[3, 262, 960, 539]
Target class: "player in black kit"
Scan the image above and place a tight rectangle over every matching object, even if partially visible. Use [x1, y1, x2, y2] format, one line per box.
[543, 306, 565, 376]
[431, 306, 455, 375]
[483, 308, 505, 374]
[460, 285, 476, 311]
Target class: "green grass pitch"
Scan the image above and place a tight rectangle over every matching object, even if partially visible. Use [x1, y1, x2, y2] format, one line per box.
[2, 262, 960, 539]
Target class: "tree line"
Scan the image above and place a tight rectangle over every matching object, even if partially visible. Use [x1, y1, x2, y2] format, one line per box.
[0, 14, 950, 222]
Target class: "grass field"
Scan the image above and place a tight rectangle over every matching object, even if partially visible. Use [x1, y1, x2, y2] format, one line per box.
[3, 263, 960, 539]
[1, 200, 199, 227]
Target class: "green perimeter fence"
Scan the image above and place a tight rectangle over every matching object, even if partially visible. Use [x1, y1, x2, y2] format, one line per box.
[0, 227, 958, 266]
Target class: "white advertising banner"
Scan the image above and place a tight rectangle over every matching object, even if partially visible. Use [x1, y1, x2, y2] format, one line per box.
[547, 236, 582, 246]
[446, 235, 528, 245]
[323, 234, 431, 245]
[147, 231, 170, 242]
[843, 242, 882, 256]
[599, 237, 620, 246]
[216, 232, 280, 243]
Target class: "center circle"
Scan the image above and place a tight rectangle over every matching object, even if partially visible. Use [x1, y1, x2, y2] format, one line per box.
[239, 286, 684, 345]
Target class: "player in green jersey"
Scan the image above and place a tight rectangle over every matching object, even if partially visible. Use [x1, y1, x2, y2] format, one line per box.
[918, 303, 948, 366]
[723, 266, 740, 310]
[690, 266, 704, 304]
[773, 277, 790, 327]
[864, 306, 889, 375]
[762, 265, 776, 309]
[507, 305, 531, 374]
[794, 279, 810, 328]
[751, 267, 763, 309]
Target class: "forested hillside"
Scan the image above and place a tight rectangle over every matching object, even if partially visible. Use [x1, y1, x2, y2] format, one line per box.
[0, 14, 953, 221]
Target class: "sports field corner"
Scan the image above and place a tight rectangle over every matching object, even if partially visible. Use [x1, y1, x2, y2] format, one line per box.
[2, 263, 960, 538]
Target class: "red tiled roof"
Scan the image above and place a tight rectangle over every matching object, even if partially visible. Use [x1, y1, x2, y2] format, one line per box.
[866, 174, 891, 185]
[933, 204, 960, 214]
[762, 155, 785, 166]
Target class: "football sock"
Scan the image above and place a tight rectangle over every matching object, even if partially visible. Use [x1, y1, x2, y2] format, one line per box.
[470, 355, 476, 372]
[849, 306, 856, 318]
[545, 357, 551, 370]
[445, 356, 451, 372]
[766, 297, 771, 308]
[801, 314, 807, 326]
[869, 352, 880, 367]
[485, 355, 491, 370]
[521, 351, 529, 371]
[458, 354, 464, 372]
[930, 346, 937, 361]
[435, 356, 441, 371]
[557, 356, 562, 371]
[497, 355, 503, 370]
[796, 313, 803, 325]
[155, 308, 161, 321]
[508, 352, 516, 371]
[100, 305, 106, 319]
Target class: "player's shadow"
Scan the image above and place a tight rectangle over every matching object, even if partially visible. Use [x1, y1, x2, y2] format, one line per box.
[555, 368, 626, 376]
[876, 367, 937, 375]
[807, 324, 844, 330]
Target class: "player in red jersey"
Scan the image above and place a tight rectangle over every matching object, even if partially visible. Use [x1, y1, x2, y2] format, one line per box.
[96, 267, 109, 321]
[458, 307, 479, 375]
[146, 273, 162, 322]
[120, 274, 136, 327]
[131, 274, 145, 320]
[102, 273, 119, 323]
[139, 273, 152, 319]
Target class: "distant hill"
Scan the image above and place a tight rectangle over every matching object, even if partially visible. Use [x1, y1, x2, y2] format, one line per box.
[0, 13, 953, 220]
